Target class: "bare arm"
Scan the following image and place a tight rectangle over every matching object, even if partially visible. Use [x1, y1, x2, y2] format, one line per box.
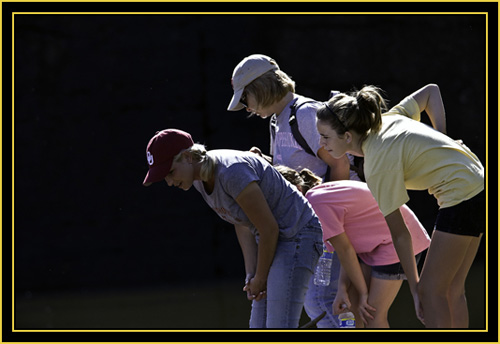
[328, 234, 375, 323]
[317, 147, 351, 181]
[329, 234, 367, 297]
[236, 181, 279, 300]
[410, 83, 447, 134]
[384, 209, 418, 292]
[332, 263, 352, 314]
[234, 224, 258, 292]
[385, 208, 424, 323]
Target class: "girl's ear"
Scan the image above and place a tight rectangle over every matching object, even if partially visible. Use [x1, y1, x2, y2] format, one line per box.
[181, 150, 193, 163]
[345, 131, 353, 144]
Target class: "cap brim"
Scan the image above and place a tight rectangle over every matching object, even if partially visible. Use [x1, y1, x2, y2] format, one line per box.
[227, 88, 245, 111]
[142, 161, 172, 186]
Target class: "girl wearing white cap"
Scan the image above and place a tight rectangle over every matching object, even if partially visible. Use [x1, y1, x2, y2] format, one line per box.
[276, 165, 430, 328]
[228, 54, 359, 328]
[227, 53, 352, 182]
[315, 84, 484, 328]
[143, 129, 323, 328]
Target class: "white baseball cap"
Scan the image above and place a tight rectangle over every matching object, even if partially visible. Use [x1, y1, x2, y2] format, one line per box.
[227, 54, 279, 111]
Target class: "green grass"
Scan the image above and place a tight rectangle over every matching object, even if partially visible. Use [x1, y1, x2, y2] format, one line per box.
[15, 261, 485, 329]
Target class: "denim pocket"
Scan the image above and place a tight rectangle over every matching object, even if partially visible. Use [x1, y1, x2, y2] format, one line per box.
[314, 241, 324, 258]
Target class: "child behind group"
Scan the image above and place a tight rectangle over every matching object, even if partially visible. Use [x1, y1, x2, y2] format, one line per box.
[276, 165, 430, 328]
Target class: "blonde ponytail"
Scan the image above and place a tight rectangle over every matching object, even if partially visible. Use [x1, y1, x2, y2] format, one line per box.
[173, 143, 217, 182]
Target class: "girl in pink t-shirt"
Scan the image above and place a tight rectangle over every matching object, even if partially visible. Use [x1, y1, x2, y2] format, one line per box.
[276, 166, 430, 328]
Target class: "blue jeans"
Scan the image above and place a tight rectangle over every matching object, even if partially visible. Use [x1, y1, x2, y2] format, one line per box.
[304, 251, 341, 328]
[249, 220, 323, 328]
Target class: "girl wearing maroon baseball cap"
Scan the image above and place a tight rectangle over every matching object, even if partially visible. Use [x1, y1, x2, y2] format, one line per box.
[143, 129, 324, 328]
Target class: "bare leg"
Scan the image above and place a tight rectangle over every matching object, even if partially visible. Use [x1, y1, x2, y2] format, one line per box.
[418, 230, 482, 328]
[365, 277, 403, 328]
[448, 234, 483, 327]
[347, 263, 372, 328]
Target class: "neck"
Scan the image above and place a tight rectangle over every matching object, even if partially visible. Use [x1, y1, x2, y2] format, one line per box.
[194, 158, 216, 194]
[275, 92, 295, 116]
[202, 170, 215, 194]
[348, 133, 365, 157]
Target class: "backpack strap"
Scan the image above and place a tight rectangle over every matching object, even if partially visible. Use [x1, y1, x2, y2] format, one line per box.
[273, 94, 366, 182]
[289, 98, 317, 157]
[350, 156, 366, 182]
[270, 114, 277, 143]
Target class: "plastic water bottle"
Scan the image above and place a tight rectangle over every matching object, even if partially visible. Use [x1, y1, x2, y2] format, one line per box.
[338, 311, 356, 328]
[313, 248, 333, 286]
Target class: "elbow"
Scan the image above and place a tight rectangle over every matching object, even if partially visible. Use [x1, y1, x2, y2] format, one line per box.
[260, 224, 279, 240]
[391, 230, 413, 250]
[335, 242, 356, 258]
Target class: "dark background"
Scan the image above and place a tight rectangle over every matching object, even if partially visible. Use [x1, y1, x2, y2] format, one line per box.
[5, 1, 496, 335]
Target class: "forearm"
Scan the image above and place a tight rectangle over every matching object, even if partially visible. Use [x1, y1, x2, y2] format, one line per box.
[329, 235, 368, 296]
[385, 210, 419, 294]
[254, 229, 279, 282]
[234, 224, 258, 279]
[235, 182, 280, 293]
[336, 244, 368, 296]
[318, 147, 350, 181]
[337, 264, 351, 293]
[393, 233, 418, 292]
[411, 83, 447, 134]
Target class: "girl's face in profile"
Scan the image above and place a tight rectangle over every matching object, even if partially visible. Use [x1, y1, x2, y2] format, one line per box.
[317, 119, 348, 159]
[164, 154, 195, 191]
[243, 93, 274, 119]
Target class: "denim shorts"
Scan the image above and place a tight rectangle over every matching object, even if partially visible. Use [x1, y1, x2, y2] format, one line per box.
[434, 190, 485, 237]
[371, 252, 423, 281]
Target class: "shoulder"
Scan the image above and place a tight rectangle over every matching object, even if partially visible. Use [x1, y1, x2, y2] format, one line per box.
[306, 180, 366, 201]
[294, 95, 321, 112]
[292, 95, 321, 125]
[383, 96, 421, 121]
[211, 149, 266, 173]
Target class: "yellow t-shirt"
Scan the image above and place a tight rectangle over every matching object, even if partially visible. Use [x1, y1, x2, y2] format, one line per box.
[362, 96, 484, 217]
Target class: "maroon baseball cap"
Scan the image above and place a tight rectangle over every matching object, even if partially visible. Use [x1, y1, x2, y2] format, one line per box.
[143, 129, 194, 186]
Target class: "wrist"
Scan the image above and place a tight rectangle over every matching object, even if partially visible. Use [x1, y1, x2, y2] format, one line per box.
[252, 274, 267, 285]
[245, 273, 254, 285]
[337, 283, 348, 293]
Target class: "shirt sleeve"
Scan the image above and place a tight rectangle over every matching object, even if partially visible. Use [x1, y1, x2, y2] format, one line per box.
[220, 163, 260, 200]
[309, 201, 346, 241]
[385, 96, 421, 121]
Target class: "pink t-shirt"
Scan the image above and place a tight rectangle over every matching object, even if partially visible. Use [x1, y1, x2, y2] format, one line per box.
[305, 180, 430, 266]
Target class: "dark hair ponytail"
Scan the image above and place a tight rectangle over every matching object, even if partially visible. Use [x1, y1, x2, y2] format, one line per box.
[299, 169, 322, 194]
[317, 85, 387, 138]
[274, 165, 322, 195]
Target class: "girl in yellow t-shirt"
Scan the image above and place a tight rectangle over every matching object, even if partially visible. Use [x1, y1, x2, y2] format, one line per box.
[315, 84, 484, 328]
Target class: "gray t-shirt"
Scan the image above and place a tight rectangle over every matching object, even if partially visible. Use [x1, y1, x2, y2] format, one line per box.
[270, 95, 327, 178]
[193, 149, 318, 239]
